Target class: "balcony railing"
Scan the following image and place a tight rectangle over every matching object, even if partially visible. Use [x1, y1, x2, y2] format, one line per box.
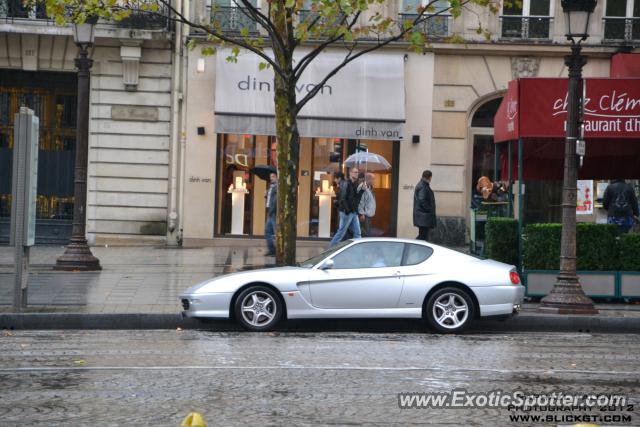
[398, 13, 450, 38]
[603, 17, 640, 41]
[1, 0, 170, 30]
[501, 16, 551, 39]
[0, 0, 47, 21]
[211, 6, 259, 34]
[116, 4, 171, 30]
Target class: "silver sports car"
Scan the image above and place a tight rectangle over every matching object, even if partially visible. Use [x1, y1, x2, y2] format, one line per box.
[180, 238, 525, 333]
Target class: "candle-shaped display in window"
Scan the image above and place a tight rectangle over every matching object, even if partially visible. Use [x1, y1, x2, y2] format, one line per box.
[315, 173, 335, 238]
[321, 178, 329, 192]
[229, 171, 249, 234]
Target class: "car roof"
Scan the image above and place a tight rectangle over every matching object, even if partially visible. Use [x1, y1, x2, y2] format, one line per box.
[350, 237, 432, 245]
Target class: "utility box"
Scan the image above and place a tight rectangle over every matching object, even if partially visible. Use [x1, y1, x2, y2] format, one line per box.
[10, 107, 39, 247]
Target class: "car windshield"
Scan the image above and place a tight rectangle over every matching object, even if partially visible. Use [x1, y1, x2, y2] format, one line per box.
[298, 240, 352, 268]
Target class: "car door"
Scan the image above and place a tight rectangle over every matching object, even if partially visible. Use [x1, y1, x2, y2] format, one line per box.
[397, 242, 438, 308]
[307, 241, 405, 309]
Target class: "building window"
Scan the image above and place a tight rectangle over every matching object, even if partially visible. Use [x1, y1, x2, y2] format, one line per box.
[210, 0, 260, 34]
[501, 0, 552, 39]
[603, 0, 640, 41]
[399, 0, 451, 37]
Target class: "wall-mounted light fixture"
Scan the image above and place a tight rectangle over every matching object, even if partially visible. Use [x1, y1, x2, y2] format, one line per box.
[196, 58, 206, 73]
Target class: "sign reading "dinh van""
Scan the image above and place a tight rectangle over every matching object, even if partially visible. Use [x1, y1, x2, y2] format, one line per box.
[214, 48, 405, 141]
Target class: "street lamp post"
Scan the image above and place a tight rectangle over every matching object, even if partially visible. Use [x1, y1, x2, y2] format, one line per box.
[55, 19, 101, 271]
[539, 0, 597, 314]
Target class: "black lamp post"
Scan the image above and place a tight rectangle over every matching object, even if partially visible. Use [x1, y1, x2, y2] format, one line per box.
[55, 19, 101, 271]
[539, 0, 597, 314]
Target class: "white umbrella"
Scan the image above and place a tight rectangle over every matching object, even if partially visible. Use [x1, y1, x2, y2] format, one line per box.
[343, 152, 391, 171]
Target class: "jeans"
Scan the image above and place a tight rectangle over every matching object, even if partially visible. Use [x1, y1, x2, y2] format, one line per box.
[265, 215, 276, 253]
[607, 215, 634, 233]
[330, 211, 361, 247]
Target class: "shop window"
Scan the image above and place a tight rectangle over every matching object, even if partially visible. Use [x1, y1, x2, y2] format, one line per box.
[216, 134, 397, 239]
[501, 0, 552, 39]
[603, 0, 640, 41]
[0, 70, 77, 245]
[0, 84, 76, 222]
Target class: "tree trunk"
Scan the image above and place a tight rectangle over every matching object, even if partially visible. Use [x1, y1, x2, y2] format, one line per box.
[273, 67, 300, 266]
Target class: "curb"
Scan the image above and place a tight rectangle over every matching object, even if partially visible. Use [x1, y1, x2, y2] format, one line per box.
[1, 313, 639, 333]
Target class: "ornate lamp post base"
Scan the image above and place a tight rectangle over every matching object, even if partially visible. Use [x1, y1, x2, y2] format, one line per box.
[54, 240, 101, 271]
[539, 277, 598, 314]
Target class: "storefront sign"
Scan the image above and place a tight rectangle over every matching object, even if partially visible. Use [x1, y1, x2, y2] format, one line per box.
[215, 49, 405, 140]
[495, 78, 640, 142]
[577, 180, 593, 215]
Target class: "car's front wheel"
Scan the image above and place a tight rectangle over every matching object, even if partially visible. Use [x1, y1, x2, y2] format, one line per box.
[425, 287, 475, 333]
[234, 286, 282, 331]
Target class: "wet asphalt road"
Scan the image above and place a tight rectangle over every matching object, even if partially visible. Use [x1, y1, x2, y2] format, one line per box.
[0, 330, 638, 426]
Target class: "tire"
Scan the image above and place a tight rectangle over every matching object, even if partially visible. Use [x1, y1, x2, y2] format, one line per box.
[234, 286, 283, 332]
[425, 287, 475, 333]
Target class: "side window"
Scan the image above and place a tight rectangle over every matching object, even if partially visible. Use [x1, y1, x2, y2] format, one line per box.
[403, 243, 434, 266]
[331, 242, 404, 269]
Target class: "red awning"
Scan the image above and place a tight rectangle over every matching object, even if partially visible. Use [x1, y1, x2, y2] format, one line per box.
[494, 77, 640, 180]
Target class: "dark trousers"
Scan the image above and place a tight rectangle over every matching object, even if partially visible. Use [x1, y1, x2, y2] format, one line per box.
[417, 226, 431, 242]
[360, 215, 372, 237]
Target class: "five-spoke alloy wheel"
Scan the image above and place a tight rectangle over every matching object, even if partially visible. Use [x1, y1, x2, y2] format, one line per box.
[425, 287, 475, 333]
[234, 286, 282, 331]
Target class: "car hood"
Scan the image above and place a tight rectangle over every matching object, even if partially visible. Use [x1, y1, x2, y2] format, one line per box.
[181, 266, 308, 295]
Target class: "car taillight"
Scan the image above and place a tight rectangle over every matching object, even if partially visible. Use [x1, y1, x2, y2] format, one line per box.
[510, 271, 520, 285]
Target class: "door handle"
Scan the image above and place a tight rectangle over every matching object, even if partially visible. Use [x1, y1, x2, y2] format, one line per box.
[394, 270, 402, 277]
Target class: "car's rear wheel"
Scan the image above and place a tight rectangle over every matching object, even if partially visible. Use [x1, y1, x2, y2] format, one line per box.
[425, 287, 475, 333]
[234, 286, 282, 332]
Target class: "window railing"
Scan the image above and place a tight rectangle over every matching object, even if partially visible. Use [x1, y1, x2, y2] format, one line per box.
[211, 6, 260, 34]
[603, 17, 640, 41]
[501, 16, 551, 39]
[0, 0, 48, 21]
[114, 0, 171, 30]
[398, 13, 450, 38]
[298, 9, 348, 27]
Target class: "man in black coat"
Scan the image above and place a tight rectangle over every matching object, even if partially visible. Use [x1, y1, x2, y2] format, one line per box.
[413, 170, 436, 242]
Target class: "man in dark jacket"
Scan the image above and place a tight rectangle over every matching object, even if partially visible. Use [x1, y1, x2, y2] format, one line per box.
[413, 170, 436, 242]
[329, 168, 361, 247]
[264, 172, 278, 256]
[603, 179, 639, 233]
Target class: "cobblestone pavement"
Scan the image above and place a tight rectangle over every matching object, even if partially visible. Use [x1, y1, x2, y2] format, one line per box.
[0, 330, 638, 426]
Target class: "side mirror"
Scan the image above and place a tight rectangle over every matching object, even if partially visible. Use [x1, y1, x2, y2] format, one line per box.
[319, 259, 334, 270]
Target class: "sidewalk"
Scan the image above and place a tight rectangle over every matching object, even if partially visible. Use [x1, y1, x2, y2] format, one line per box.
[1, 243, 639, 332]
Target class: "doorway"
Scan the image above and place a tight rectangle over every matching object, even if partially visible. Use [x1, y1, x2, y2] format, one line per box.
[0, 70, 77, 245]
